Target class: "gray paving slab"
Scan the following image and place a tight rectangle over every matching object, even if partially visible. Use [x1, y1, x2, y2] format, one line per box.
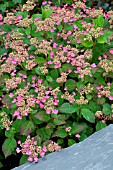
[13, 124, 113, 170]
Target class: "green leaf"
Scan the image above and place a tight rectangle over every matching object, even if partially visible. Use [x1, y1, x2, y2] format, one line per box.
[12, 0, 23, 4]
[57, 139, 64, 145]
[32, 14, 42, 20]
[102, 103, 112, 114]
[15, 11, 28, 18]
[2, 138, 17, 158]
[78, 134, 87, 142]
[69, 124, 85, 135]
[0, 162, 3, 168]
[56, 129, 67, 138]
[68, 139, 75, 146]
[88, 101, 101, 113]
[97, 35, 107, 43]
[93, 15, 105, 28]
[20, 121, 35, 136]
[25, 28, 31, 35]
[5, 128, 15, 138]
[81, 36, 93, 47]
[35, 57, 46, 65]
[59, 103, 78, 114]
[45, 9, 53, 18]
[12, 118, 26, 132]
[19, 155, 28, 165]
[57, 25, 62, 31]
[96, 121, 107, 131]
[65, 79, 76, 92]
[34, 110, 50, 122]
[36, 128, 50, 141]
[60, 63, 73, 73]
[81, 109, 95, 123]
[50, 69, 59, 79]
[46, 76, 53, 82]
[35, 67, 42, 75]
[53, 115, 66, 125]
[64, 23, 73, 31]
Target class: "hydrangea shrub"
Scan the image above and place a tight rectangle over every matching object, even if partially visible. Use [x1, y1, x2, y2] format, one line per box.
[0, 0, 113, 168]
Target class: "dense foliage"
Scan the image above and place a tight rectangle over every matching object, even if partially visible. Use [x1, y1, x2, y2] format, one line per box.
[0, 0, 113, 169]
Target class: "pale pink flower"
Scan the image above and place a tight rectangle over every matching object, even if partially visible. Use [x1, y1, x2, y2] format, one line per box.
[101, 120, 105, 123]
[91, 63, 96, 68]
[109, 49, 113, 54]
[98, 94, 102, 98]
[9, 93, 14, 98]
[42, 146, 47, 152]
[16, 148, 21, 153]
[109, 96, 113, 100]
[40, 151, 45, 157]
[46, 110, 51, 114]
[52, 109, 58, 114]
[75, 134, 80, 138]
[0, 14, 3, 21]
[28, 156, 33, 162]
[34, 156, 38, 163]
[40, 103, 44, 108]
[98, 56, 102, 60]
